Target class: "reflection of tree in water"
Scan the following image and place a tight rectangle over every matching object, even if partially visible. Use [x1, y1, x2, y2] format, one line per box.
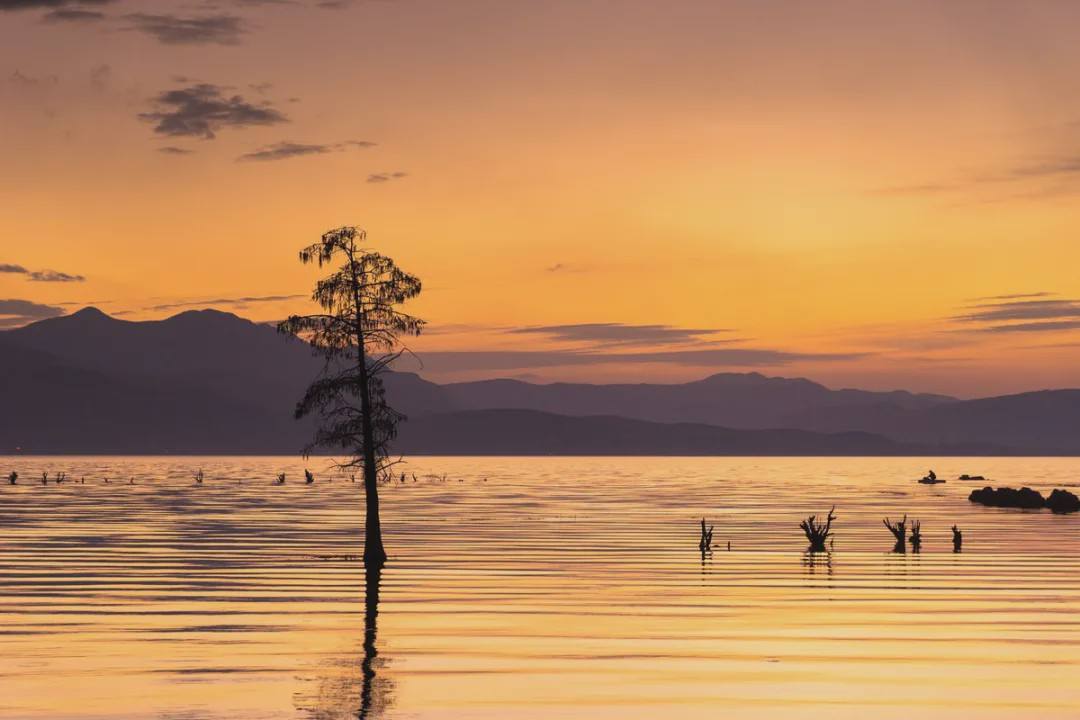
[296, 563, 395, 719]
[801, 550, 833, 577]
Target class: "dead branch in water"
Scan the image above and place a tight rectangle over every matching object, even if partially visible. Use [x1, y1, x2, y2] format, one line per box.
[951, 525, 962, 552]
[909, 519, 922, 552]
[883, 515, 907, 553]
[698, 518, 714, 553]
[800, 506, 835, 552]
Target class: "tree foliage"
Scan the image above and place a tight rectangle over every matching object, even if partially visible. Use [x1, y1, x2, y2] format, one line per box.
[279, 226, 423, 564]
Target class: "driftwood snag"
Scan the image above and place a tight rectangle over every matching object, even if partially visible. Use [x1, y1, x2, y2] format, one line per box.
[800, 506, 835, 552]
[909, 519, 922, 552]
[883, 515, 907, 553]
[699, 518, 714, 553]
[951, 525, 962, 552]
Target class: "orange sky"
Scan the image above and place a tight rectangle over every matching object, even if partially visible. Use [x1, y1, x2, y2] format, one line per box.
[3, 0, 1080, 397]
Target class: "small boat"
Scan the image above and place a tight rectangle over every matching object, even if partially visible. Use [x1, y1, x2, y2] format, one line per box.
[918, 475, 946, 484]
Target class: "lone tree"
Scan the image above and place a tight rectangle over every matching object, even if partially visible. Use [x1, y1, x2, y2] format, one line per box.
[280, 226, 423, 566]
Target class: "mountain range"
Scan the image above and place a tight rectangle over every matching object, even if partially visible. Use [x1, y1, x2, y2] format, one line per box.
[0, 307, 1076, 455]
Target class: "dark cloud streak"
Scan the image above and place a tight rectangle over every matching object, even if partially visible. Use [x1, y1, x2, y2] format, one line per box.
[145, 294, 305, 312]
[0, 298, 65, 328]
[0, 0, 113, 10]
[400, 347, 866, 374]
[367, 171, 407, 183]
[1, 262, 85, 282]
[237, 139, 375, 162]
[125, 13, 246, 45]
[42, 8, 105, 21]
[509, 322, 735, 347]
[139, 84, 287, 140]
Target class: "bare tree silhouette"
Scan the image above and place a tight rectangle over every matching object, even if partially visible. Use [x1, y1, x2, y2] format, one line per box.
[883, 515, 907, 553]
[909, 519, 922, 552]
[279, 226, 424, 566]
[800, 507, 835, 552]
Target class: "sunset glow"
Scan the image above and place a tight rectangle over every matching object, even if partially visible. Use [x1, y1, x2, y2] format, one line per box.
[4, 1, 1080, 395]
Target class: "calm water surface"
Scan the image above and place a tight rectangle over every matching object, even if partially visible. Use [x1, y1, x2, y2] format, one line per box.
[1, 456, 1078, 719]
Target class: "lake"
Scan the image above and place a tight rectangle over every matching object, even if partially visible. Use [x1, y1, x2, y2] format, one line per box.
[1, 456, 1078, 719]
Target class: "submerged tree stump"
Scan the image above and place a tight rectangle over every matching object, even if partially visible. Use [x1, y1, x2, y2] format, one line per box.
[698, 518, 714, 553]
[883, 515, 907, 553]
[800, 506, 835, 552]
[951, 525, 962, 552]
[909, 519, 922, 552]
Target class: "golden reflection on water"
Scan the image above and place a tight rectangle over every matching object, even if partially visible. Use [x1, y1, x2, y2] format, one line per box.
[1, 456, 1079, 719]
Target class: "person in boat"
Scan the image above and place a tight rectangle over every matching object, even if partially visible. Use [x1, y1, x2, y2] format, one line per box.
[927, 469, 937, 481]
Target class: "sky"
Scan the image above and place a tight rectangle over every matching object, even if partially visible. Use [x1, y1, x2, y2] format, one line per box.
[3, 0, 1080, 397]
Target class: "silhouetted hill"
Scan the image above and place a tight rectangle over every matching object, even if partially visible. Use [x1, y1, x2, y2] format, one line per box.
[0, 308, 448, 453]
[803, 389, 1080, 454]
[2, 308, 1080, 454]
[441, 373, 954, 428]
[393, 409, 1003, 456]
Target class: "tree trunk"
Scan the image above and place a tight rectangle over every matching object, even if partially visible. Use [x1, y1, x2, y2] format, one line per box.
[348, 247, 387, 567]
[356, 327, 387, 566]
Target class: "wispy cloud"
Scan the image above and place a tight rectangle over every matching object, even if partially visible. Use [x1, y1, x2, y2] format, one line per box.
[145, 294, 305, 312]
[970, 291, 1052, 302]
[0, 0, 114, 11]
[879, 144, 1080, 200]
[139, 84, 287, 140]
[400, 347, 866, 374]
[949, 294, 1080, 334]
[125, 13, 246, 45]
[953, 298, 1080, 324]
[42, 7, 105, 22]
[971, 320, 1080, 334]
[8, 69, 58, 88]
[0, 262, 85, 282]
[0, 298, 64, 328]
[367, 171, 407, 183]
[545, 262, 593, 274]
[237, 139, 375, 162]
[509, 323, 735, 348]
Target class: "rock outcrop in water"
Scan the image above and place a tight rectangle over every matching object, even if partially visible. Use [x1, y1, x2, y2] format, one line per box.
[1046, 489, 1080, 514]
[968, 486, 1079, 513]
[968, 486, 1045, 509]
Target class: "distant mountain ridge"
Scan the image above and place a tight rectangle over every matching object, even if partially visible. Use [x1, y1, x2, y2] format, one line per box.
[1, 308, 1078, 454]
[439, 373, 955, 429]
